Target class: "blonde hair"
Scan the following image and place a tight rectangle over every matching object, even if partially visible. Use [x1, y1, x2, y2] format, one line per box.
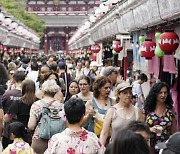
[42, 79, 60, 94]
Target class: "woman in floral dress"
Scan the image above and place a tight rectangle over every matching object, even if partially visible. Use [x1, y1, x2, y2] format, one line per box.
[144, 82, 177, 154]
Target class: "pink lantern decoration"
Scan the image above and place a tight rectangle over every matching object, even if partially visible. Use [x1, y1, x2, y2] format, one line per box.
[159, 30, 179, 54]
[0, 45, 3, 51]
[91, 44, 101, 53]
[3, 46, 7, 52]
[87, 49, 92, 55]
[112, 40, 123, 52]
[141, 39, 156, 59]
[14, 49, 19, 54]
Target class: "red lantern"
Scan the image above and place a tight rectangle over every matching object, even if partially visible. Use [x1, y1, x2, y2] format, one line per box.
[6, 48, 12, 55]
[3, 46, 7, 52]
[141, 39, 156, 59]
[91, 44, 101, 53]
[159, 30, 179, 54]
[14, 49, 18, 54]
[87, 49, 92, 55]
[0, 45, 3, 51]
[112, 40, 123, 52]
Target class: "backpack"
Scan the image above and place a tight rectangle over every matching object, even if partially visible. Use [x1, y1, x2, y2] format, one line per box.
[38, 100, 66, 139]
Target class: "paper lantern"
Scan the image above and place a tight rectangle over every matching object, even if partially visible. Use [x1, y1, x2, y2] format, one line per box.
[112, 49, 117, 55]
[91, 44, 101, 53]
[0, 45, 3, 51]
[159, 30, 179, 54]
[112, 40, 123, 52]
[81, 50, 84, 54]
[138, 35, 145, 56]
[141, 39, 156, 59]
[155, 32, 164, 57]
[87, 49, 92, 55]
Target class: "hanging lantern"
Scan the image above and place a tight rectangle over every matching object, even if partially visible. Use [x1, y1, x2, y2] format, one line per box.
[87, 49, 92, 55]
[6, 48, 12, 55]
[0, 44, 3, 51]
[159, 30, 179, 54]
[141, 39, 156, 59]
[91, 44, 101, 53]
[112, 49, 117, 55]
[155, 32, 164, 57]
[14, 49, 20, 54]
[112, 40, 123, 52]
[138, 35, 146, 56]
[3, 46, 7, 52]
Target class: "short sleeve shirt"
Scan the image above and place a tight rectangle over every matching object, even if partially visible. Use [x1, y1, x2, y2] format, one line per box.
[29, 99, 65, 140]
[7, 100, 31, 127]
[132, 81, 143, 109]
[44, 128, 104, 154]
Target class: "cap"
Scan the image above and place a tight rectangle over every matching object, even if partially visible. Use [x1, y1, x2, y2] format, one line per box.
[116, 82, 132, 92]
[156, 132, 180, 154]
[58, 61, 66, 69]
[90, 61, 98, 67]
[102, 66, 119, 76]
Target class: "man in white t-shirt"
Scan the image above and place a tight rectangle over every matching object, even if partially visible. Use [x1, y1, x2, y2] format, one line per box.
[83, 60, 90, 76]
[132, 73, 148, 110]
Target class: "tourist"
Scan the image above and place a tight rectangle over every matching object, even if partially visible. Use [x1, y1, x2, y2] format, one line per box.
[84, 76, 113, 137]
[144, 81, 177, 154]
[111, 129, 150, 154]
[45, 98, 104, 154]
[100, 82, 144, 145]
[2, 122, 35, 154]
[28, 79, 65, 154]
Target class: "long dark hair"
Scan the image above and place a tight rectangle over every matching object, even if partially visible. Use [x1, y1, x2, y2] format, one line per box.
[0, 63, 8, 85]
[111, 129, 150, 154]
[21, 80, 36, 105]
[64, 80, 79, 102]
[144, 81, 173, 114]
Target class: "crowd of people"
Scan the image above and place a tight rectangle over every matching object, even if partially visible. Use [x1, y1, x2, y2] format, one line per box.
[0, 54, 179, 154]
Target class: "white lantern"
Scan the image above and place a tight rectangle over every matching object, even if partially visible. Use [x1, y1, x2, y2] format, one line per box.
[99, 3, 109, 13]
[106, 0, 119, 5]
[85, 21, 90, 29]
[17, 26, 23, 34]
[4, 17, 12, 26]
[22, 28, 27, 35]
[11, 22, 18, 29]
[0, 13, 4, 22]
[89, 15, 96, 23]
[95, 8, 101, 16]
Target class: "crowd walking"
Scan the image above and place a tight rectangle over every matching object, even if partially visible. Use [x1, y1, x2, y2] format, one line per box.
[0, 55, 179, 154]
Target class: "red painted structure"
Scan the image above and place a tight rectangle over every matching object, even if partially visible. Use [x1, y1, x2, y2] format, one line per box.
[26, 0, 100, 54]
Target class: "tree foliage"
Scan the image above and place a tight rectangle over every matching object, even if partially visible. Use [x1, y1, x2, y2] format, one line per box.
[0, 0, 45, 37]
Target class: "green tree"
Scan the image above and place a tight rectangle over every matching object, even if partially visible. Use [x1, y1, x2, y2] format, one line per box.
[0, 0, 44, 37]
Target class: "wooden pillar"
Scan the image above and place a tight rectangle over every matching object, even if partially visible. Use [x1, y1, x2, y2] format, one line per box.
[124, 56, 128, 81]
[65, 34, 69, 54]
[44, 34, 48, 55]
